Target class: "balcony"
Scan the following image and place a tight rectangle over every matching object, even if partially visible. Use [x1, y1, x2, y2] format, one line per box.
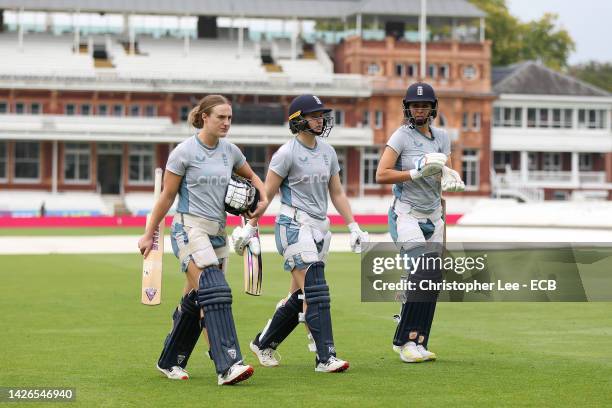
[501, 169, 609, 188]
[0, 114, 374, 147]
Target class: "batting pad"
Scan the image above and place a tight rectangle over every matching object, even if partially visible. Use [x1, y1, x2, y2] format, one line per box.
[304, 262, 336, 363]
[257, 290, 303, 350]
[198, 266, 242, 375]
[158, 290, 201, 369]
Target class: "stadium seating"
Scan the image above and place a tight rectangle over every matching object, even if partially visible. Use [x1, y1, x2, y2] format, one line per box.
[0, 32, 95, 77]
[0, 191, 108, 217]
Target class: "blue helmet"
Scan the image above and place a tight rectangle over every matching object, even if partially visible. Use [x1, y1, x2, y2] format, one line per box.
[402, 82, 438, 126]
[288, 94, 334, 137]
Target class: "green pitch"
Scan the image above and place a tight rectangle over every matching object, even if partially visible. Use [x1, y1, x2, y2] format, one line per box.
[1, 253, 611, 407]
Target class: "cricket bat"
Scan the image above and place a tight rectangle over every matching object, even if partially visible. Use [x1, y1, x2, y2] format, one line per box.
[242, 216, 263, 296]
[141, 168, 164, 305]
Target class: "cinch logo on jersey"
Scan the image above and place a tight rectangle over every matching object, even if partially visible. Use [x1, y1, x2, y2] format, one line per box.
[197, 175, 230, 185]
[298, 173, 329, 184]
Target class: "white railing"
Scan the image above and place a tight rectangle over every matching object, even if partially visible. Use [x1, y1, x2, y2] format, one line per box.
[504, 170, 607, 184]
[491, 169, 544, 202]
[315, 41, 334, 73]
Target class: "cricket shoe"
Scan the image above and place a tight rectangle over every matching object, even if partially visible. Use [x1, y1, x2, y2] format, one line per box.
[315, 356, 350, 373]
[416, 345, 437, 361]
[218, 362, 254, 385]
[393, 341, 424, 363]
[250, 341, 280, 367]
[157, 364, 189, 380]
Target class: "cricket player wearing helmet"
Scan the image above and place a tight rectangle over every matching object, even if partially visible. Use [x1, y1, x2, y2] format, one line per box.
[247, 94, 368, 372]
[376, 82, 464, 363]
[138, 94, 267, 385]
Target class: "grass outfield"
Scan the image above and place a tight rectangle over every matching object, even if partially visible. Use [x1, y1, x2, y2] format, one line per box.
[0, 224, 390, 236]
[1, 252, 611, 407]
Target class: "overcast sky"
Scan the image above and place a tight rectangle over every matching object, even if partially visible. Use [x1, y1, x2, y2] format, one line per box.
[507, 0, 611, 65]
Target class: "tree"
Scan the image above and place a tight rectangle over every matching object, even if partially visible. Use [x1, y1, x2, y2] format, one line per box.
[570, 62, 612, 93]
[469, 0, 575, 69]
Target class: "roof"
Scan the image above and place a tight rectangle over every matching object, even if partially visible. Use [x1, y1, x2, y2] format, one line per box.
[0, 0, 485, 19]
[492, 61, 610, 97]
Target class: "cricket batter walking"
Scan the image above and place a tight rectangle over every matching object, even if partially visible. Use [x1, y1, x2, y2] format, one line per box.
[376, 82, 465, 363]
[138, 95, 267, 385]
[246, 94, 369, 372]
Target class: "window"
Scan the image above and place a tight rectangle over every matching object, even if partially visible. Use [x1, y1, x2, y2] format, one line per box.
[0, 101, 7, 113]
[363, 147, 379, 187]
[334, 110, 345, 126]
[463, 65, 477, 80]
[563, 109, 573, 128]
[462, 112, 469, 131]
[30, 103, 41, 114]
[461, 149, 479, 190]
[577, 109, 605, 129]
[112, 104, 124, 116]
[129, 144, 154, 183]
[80, 104, 91, 116]
[527, 108, 536, 128]
[542, 152, 561, 171]
[179, 105, 190, 122]
[499, 107, 522, 127]
[145, 105, 157, 117]
[395, 63, 404, 77]
[407, 64, 417, 77]
[552, 191, 569, 201]
[0, 141, 6, 180]
[437, 113, 447, 128]
[528, 152, 538, 171]
[472, 112, 481, 131]
[15, 102, 25, 114]
[64, 142, 90, 182]
[97, 104, 108, 116]
[14, 141, 40, 180]
[375, 111, 383, 129]
[242, 146, 267, 180]
[367, 63, 380, 75]
[65, 104, 76, 115]
[539, 108, 549, 127]
[579, 154, 593, 171]
[362, 110, 370, 127]
[494, 107, 501, 127]
[493, 151, 512, 172]
[439, 64, 449, 79]
[130, 105, 141, 117]
[552, 108, 562, 128]
[428, 64, 437, 78]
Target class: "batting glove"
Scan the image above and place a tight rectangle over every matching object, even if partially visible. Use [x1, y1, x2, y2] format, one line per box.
[409, 153, 447, 180]
[231, 223, 260, 256]
[441, 166, 465, 192]
[348, 222, 369, 254]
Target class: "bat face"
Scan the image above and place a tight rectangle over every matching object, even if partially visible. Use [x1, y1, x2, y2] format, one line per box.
[243, 217, 262, 296]
[141, 168, 164, 305]
[142, 221, 164, 304]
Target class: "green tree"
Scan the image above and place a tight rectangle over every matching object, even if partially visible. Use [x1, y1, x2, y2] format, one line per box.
[469, 0, 575, 69]
[570, 62, 612, 93]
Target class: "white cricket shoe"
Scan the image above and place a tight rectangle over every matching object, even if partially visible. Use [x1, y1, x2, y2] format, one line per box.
[249, 341, 280, 367]
[393, 341, 424, 363]
[156, 364, 189, 380]
[217, 362, 254, 385]
[315, 356, 350, 373]
[416, 345, 437, 361]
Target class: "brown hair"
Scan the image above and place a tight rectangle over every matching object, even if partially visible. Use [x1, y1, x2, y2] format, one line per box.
[188, 95, 230, 129]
